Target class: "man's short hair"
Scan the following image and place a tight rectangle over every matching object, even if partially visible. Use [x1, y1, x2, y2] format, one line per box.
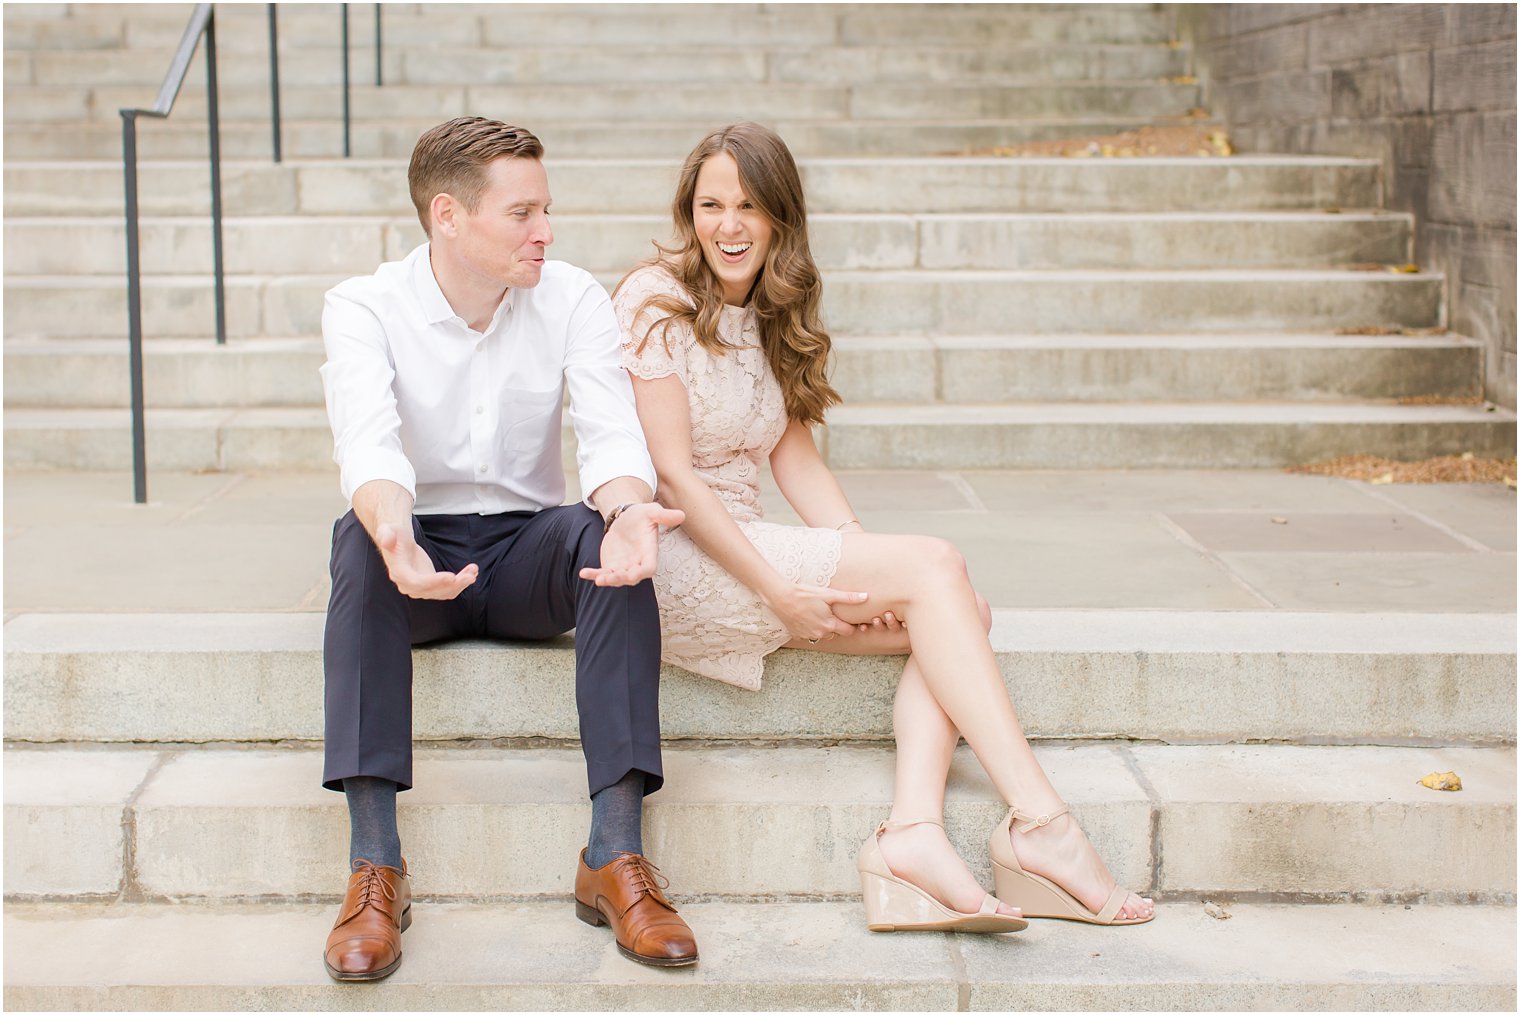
[408, 117, 544, 237]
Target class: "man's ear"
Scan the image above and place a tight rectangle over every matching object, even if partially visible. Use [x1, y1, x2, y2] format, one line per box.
[430, 192, 458, 238]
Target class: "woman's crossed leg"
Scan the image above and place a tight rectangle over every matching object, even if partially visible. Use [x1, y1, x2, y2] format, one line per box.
[790, 531, 1152, 923]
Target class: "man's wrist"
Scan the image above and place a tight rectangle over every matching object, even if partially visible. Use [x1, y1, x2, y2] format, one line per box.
[602, 502, 636, 533]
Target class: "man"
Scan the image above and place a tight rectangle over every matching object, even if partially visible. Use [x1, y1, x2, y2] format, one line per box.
[318, 116, 697, 980]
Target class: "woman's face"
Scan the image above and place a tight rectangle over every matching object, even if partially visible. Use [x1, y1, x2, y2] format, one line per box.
[692, 151, 774, 306]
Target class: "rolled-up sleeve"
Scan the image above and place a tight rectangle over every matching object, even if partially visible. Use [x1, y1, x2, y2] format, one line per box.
[319, 286, 417, 503]
[563, 279, 657, 505]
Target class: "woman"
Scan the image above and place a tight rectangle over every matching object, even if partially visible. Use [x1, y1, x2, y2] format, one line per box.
[612, 122, 1153, 931]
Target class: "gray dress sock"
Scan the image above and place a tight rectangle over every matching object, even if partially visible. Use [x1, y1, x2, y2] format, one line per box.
[584, 769, 646, 868]
[344, 776, 403, 870]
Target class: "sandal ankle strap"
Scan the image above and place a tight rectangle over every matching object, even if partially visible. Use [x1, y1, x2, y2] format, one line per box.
[876, 818, 944, 836]
[1007, 804, 1069, 834]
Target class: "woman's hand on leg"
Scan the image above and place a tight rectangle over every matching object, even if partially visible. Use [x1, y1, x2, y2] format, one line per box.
[763, 583, 868, 643]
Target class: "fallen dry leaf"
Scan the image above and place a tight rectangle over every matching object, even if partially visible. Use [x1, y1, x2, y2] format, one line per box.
[1418, 771, 1463, 791]
[1270, 516, 1288, 525]
[1287, 454, 1517, 484]
[1390, 263, 1421, 273]
[1203, 901, 1233, 920]
[1506, 477, 1517, 489]
[1370, 472, 1395, 485]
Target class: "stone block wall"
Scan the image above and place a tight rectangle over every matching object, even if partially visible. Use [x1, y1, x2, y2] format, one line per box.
[1181, 4, 1517, 409]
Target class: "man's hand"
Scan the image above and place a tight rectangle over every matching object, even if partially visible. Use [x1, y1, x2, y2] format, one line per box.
[375, 523, 479, 600]
[580, 504, 686, 586]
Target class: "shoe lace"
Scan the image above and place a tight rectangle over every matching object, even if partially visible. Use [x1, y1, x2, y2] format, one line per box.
[611, 852, 672, 903]
[349, 858, 400, 912]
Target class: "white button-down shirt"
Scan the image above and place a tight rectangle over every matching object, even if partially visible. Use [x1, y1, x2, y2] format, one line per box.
[320, 243, 656, 515]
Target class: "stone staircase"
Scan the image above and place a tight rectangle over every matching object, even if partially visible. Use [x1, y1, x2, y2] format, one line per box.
[4, 2, 1515, 472]
[3, 3, 1515, 1009]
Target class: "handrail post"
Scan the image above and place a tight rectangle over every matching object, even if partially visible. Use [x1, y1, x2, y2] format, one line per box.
[341, 3, 351, 157]
[205, 6, 227, 344]
[268, 3, 282, 162]
[121, 110, 149, 504]
[374, 3, 382, 86]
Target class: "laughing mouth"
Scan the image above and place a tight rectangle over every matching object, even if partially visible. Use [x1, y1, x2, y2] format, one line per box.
[718, 242, 752, 256]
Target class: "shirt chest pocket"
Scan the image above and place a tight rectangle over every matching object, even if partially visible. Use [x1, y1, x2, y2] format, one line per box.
[501, 386, 564, 452]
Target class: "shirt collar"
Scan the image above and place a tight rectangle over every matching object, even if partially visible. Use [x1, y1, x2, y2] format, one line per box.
[411, 242, 516, 331]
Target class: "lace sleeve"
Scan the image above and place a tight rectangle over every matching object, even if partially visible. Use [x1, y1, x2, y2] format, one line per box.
[614, 266, 692, 387]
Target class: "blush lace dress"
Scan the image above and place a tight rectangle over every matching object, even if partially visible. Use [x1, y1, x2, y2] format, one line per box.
[614, 264, 842, 690]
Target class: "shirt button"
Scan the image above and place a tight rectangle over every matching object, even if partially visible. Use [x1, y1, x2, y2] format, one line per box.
[475, 405, 484, 414]
[478, 464, 487, 474]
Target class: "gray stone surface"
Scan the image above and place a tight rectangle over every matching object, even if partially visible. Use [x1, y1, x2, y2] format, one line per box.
[1137, 743, 1517, 896]
[1220, 550, 1517, 611]
[4, 156, 1383, 217]
[6, 742, 1511, 900]
[5, 610, 1515, 745]
[2, 750, 157, 896]
[1165, 511, 1473, 553]
[3, 900, 1515, 1011]
[1189, 3, 1517, 408]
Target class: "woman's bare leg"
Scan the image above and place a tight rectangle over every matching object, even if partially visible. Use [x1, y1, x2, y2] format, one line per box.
[787, 599, 1017, 915]
[809, 532, 1151, 921]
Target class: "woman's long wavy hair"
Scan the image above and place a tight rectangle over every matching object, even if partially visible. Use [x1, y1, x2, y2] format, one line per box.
[619, 122, 840, 426]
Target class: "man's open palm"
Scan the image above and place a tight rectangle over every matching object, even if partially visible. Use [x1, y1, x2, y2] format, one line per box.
[375, 523, 479, 600]
[580, 504, 686, 586]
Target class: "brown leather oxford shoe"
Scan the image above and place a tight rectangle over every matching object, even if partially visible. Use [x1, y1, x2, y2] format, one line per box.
[574, 849, 699, 967]
[323, 859, 412, 982]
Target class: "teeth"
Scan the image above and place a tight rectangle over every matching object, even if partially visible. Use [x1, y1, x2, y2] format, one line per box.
[718, 242, 751, 255]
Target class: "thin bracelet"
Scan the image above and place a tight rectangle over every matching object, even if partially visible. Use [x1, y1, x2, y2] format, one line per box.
[603, 503, 635, 533]
[834, 518, 862, 531]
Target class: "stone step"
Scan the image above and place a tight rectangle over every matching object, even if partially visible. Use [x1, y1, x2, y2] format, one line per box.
[10, 900, 1510, 1012]
[2, 211, 1414, 276]
[3, 115, 1199, 160]
[7, 3, 1178, 50]
[0, 270, 1443, 341]
[5, 612, 1513, 746]
[9, 399, 1514, 472]
[3, 156, 1382, 216]
[4, 742, 1513, 900]
[2, 333, 1484, 410]
[6, 42, 1189, 88]
[7, 80, 1203, 125]
[821, 402, 1517, 469]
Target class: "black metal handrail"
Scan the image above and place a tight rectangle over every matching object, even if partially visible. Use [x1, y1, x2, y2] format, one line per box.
[268, 3, 385, 163]
[120, 2, 224, 504]
[123, 3, 386, 502]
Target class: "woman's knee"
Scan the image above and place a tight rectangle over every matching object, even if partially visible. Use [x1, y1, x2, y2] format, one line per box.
[911, 536, 969, 586]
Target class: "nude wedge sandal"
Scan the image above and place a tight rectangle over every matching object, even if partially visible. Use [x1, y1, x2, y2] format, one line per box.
[989, 806, 1153, 926]
[857, 819, 1028, 934]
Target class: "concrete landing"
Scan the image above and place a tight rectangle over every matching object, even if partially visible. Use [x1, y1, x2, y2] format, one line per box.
[4, 900, 1513, 1011]
[4, 468, 1512, 615]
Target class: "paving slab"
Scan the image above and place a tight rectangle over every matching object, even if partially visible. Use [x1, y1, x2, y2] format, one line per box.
[3, 469, 1513, 615]
[850, 509, 1270, 609]
[1220, 551, 1517, 612]
[1362, 482, 1520, 552]
[3, 900, 1513, 1011]
[960, 469, 1425, 513]
[1165, 512, 1474, 553]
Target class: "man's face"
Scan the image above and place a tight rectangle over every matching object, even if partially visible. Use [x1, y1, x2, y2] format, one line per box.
[449, 156, 553, 290]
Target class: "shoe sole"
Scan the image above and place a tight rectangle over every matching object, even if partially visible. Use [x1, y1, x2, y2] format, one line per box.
[992, 860, 1153, 926]
[575, 899, 700, 968]
[324, 905, 412, 982]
